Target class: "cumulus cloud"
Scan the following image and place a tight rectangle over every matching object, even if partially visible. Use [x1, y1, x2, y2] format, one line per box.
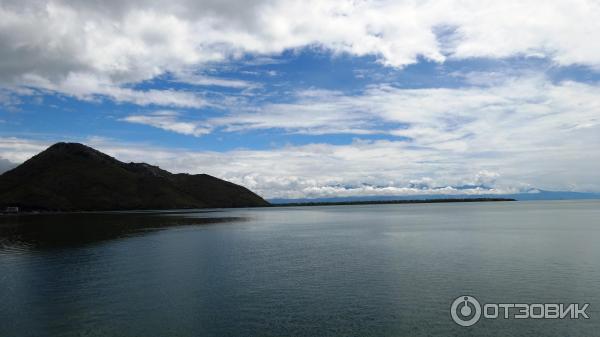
[2, 127, 599, 199]
[1, 0, 600, 104]
[74, 134, 600, 198]
[2, 1, 600, 198]
[99, 74, 600, 197]
[121, 111, 211, 137]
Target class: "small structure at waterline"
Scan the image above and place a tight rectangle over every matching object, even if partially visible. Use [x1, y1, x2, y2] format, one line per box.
[4, 206, 19, 213]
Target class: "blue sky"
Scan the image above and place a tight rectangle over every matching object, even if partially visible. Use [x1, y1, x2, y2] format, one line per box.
[1, 0, 600, 199]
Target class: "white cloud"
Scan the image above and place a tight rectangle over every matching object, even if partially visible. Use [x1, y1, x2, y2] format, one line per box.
[205, 76, 600, 150]
[3, 117, 599, 198]
[0, 137, 49, 163]
[173, 72, 257, 89]
[210, 89, 384, 135]
[1, 0, 600, 103]
[100, 75, 600, 197]
[121, 111, 211, 137]
[2, 1, 600, 197]
[17, 73, 206, 108]
[79, 133, 600, 197]
[0, 87, 29, 111]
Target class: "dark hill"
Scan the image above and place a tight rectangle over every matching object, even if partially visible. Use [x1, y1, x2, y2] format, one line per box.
[0, 142, 269, 211]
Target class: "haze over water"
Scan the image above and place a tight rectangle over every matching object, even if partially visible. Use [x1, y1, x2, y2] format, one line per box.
[1, 200, 599, 336]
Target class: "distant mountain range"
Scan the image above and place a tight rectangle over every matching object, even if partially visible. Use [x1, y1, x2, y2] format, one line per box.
[0, 142, 269, 211]
[269, 190, 600, 204]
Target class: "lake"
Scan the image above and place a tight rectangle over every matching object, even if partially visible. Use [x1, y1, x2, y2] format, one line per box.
[1, 200, 599, 336]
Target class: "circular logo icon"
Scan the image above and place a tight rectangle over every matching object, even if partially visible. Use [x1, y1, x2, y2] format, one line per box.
[451, 295, 481, 327]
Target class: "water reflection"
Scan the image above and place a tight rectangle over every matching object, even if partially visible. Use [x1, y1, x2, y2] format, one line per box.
[0, 211, 244, 250]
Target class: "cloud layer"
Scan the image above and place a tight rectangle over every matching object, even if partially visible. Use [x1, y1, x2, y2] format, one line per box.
[5, 73, 599, 198]
[2, 97, 599, 199]
[121, 111, 211, 137]
[117, 75, 600, 196]
[1, 1, 600, 198]
[1, 0, 600, 103]
[123, 75, 600, 161]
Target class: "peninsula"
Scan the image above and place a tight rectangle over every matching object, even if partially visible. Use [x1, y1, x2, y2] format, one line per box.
[0, 143, 269, 211]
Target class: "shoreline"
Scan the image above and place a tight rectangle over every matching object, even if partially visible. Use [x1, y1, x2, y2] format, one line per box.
[1, 198, 516, 216]
[269, 197, 516, 207]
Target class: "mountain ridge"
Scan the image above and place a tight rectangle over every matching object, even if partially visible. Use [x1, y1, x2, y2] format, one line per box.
[0, 142, 269, 211]
[268, 190, 600, 204]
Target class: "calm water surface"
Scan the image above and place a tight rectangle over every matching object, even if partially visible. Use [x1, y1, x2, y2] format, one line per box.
[1, 200, 599, 336]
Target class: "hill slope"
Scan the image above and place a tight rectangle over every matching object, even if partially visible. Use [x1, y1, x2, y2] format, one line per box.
[0, 142, 269, 211]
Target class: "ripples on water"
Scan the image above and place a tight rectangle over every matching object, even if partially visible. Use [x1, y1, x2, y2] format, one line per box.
[1, 201, 599, 336]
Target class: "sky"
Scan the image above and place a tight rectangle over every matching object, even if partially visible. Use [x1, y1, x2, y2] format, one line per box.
[1, 0, 600, 199]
